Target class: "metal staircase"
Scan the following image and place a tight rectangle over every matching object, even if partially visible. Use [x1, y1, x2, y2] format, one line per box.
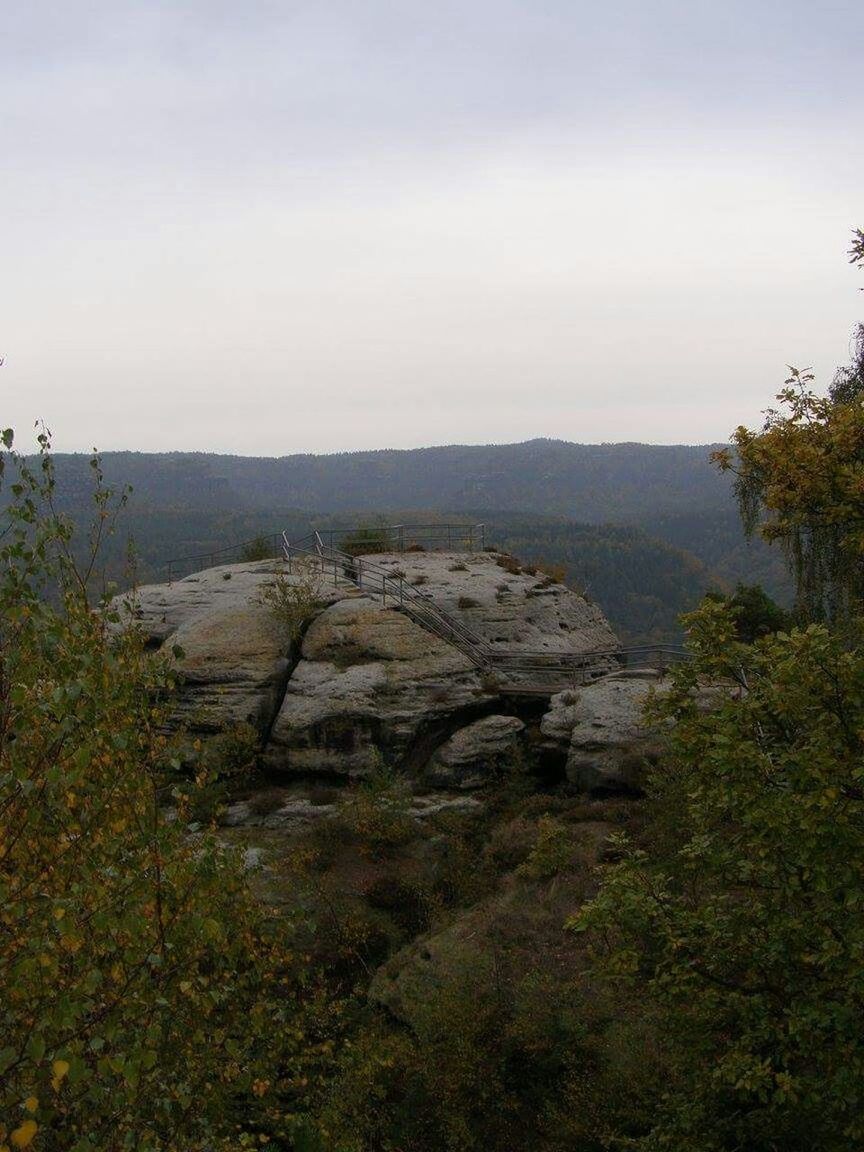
[282, 531, 688, 695]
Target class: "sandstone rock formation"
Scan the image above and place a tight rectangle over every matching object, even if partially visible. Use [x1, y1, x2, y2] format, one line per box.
[114, 549, 661, 791]
[114, 559, 334, 737]
[424, 714, 526, 790]
[541, 670, 666, 793]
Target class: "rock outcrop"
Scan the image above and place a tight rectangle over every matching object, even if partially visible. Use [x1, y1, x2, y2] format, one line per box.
[114, 559, 335, 737]
[424, 714, 526, 790]
[541, 670, 666, 793]
[114, 549, 652, 790]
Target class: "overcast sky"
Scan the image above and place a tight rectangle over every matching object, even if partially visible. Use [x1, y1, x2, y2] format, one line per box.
[2, 1, 862, 455]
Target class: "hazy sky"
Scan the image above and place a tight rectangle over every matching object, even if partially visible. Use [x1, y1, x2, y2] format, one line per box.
[2, 1, 862, 454]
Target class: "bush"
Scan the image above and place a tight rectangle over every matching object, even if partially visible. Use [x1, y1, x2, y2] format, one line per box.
[258, 565, 323, 642]
[574, 599, 864, 1149]
[240, 534, 273, 561]
[518, 816, 574, 880]
[704, 582, 791, 643]
[342, 525, 391, 556]
[338, 761, 414, 853]
[495, 554, 521, 575]
[457, 595, 479, 610]
[0, 428, 321, 1150]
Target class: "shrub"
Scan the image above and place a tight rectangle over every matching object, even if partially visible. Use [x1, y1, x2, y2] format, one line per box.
[412, 574, 429, 585]
[449, 562, 468, 572]
[405, 542, 426, 552]
[258, 565, 323, 642]
[240, 534, 273, 561]
[338, 761, 414, 853]
[342, 525, 391, 556]
[536, 560, 567, 584]
[457, 595, 479, 610]
[0, 428, 320, 1150]
[518, 816, 574, 880]
[495, 554, 521, 575]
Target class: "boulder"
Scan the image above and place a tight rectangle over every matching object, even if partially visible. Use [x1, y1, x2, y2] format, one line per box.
[424, 714, 525, 789]
[541, 672, 666, 794]
[263, 595, 485, 777]
[112, 559, 337, 737]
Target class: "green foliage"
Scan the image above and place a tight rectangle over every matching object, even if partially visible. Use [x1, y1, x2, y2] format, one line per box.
[337, 761, 414, 853]
[574, 598, 864, 1150]
[517, 816, 573, 880]
[341, 525, 391, 557]
[0, 429, 316, 1150]
[714, 229, 864, 621]
[704, 582, 792, 643]
[240, 534, 274, 561]
[258, 564, 323, 642]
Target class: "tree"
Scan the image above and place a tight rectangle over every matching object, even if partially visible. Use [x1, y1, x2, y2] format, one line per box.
[0, 428, 312, 1150]
[713, 227, 864, 621]
[573, 598, 864, 1150]
[704, 582, 791, 644]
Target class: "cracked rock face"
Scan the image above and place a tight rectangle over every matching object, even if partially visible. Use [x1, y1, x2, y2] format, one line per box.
[424, 714, 526, 790]
[263, 595, 485, 777]
[116, 551, 626, 788]
[542, 671, 667, 793]
[112, 560, 338, 737]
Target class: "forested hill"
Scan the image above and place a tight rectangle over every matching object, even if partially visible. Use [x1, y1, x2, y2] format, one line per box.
[47, 439, 732, 522]
[35, 439, 792, 644]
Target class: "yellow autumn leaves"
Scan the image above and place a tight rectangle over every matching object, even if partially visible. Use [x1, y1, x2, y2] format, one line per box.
[8, 1120, 38, 1149]
[1, 1061, 70, 1148]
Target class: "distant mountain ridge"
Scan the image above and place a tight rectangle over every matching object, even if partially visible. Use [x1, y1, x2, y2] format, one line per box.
[27, 438, 791, 644]
[48, 438, 732, 522]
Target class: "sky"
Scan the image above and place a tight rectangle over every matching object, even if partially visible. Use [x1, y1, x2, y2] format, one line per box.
[2, 1, 862, 455]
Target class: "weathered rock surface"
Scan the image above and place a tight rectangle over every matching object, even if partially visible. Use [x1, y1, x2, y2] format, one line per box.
[361, 551, 618, 654]
[424, 714, 526, 789]
[113, 560, 339, 737]
[117, 550, 631, 788]
[541, 670, 666, 793]
[263, 594, 486, 776]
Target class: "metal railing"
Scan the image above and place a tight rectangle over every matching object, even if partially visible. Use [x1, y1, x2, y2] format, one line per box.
[283, 530, 690, 694]
[165, 533, 283, 582]
[165, 523, 486, 583]
[309, 522, 487, 554]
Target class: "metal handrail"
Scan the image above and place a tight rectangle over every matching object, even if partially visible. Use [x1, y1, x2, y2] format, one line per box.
[165, 532, 283, 582]
[282, 529, 690, 692]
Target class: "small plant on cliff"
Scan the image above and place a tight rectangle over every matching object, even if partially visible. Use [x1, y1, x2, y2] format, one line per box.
[338, 758, 414, 853]
[258, 563, 323, 642]
[517, 815, 573, 880]
[240, 534, 273, 561]
[342, 524, 391, 556]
